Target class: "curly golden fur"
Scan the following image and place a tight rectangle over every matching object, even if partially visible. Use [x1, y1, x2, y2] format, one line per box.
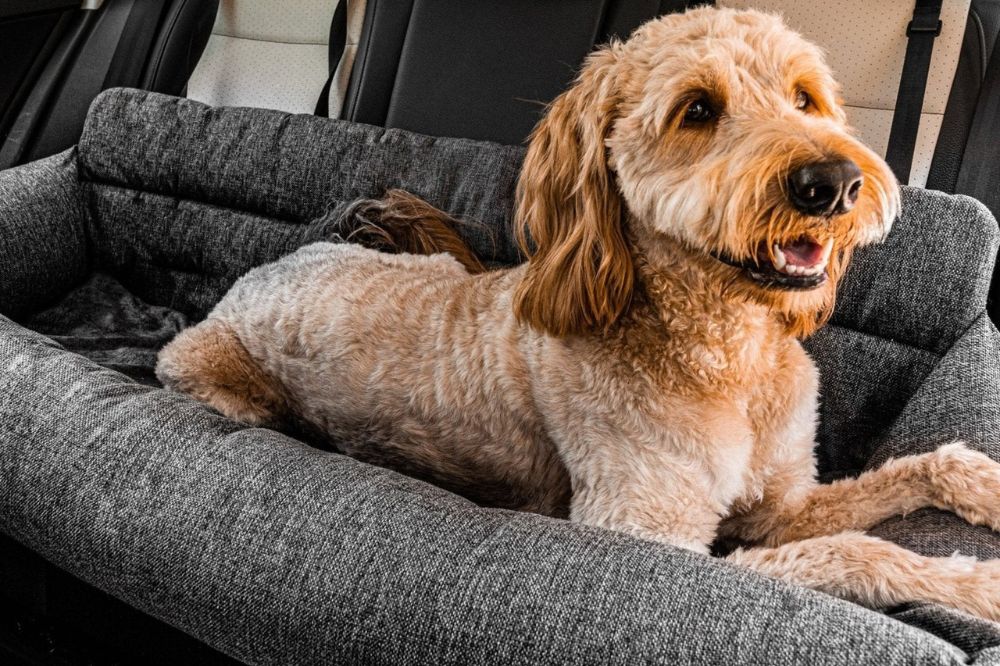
[157, 8, 1000, 621]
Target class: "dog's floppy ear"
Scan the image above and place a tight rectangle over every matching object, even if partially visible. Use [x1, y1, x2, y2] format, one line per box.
[513, 46, 633, 337]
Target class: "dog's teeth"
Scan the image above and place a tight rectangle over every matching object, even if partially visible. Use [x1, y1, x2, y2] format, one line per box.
[772, 244, 787, 270]
[822, 238, 834, 262]
[773, 243, 830, 278]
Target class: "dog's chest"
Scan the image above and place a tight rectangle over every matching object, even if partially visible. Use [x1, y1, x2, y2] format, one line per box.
[642, 320, 810, 512]
[736, 341, 821, 510]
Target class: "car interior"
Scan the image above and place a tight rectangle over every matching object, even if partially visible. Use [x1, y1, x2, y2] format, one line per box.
[1, 0, 1000, 663]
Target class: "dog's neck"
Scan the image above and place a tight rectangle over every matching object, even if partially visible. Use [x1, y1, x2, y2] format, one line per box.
[628, 227, 778, 340]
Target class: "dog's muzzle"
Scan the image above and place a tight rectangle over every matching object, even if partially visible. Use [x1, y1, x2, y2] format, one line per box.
[712, 237, 833, 290]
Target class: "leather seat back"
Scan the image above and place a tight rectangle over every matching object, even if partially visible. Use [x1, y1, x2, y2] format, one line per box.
[928, 0, 1000, 205]
[188, 0, 367, 115]
[341, 0, 675, 145]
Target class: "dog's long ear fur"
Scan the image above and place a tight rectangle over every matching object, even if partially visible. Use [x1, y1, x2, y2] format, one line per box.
[513, 46, 633, 338]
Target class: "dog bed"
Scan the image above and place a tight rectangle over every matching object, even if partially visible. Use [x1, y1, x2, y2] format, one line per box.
[2, 88, 1000, 665]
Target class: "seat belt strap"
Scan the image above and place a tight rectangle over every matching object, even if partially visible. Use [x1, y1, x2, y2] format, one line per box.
[885, 0, 944, 184]
[315, 0, 349, 118]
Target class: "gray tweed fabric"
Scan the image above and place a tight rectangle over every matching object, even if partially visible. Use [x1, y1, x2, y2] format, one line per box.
[1, 88, 1000, 664]
[0, 150, 88, 318]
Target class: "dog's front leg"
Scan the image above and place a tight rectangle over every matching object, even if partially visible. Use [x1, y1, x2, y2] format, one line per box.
[718, 442, 1000, 621]
[567, 449, 727, 555]
[726, 531, 1000, 621]
[731, 442, 1000, 547]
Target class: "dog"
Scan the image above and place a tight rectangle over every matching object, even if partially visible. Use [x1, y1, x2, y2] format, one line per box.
[157, 7, 1000, 620]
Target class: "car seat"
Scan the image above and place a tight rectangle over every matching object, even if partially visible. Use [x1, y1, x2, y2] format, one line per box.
[337, 0, 998, 192]
[186, 0, 367, 116]
[337, 0, 682, 145]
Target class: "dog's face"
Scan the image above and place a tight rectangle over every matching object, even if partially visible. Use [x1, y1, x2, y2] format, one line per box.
[514, 8, 900, 338]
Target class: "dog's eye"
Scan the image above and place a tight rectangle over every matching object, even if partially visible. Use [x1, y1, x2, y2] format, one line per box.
[683, 98, 716, 125]
[795, 90, 812, 111]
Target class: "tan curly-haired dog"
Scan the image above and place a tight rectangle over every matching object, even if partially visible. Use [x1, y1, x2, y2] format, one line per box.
[158, 8, 1000, 620]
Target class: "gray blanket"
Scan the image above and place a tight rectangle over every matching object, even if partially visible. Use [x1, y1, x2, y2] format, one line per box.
[2, 88, 1000, 665]
[21, 273, 189, 386]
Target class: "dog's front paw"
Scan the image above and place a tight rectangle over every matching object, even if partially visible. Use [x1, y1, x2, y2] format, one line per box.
[928, 442, 1000, 533]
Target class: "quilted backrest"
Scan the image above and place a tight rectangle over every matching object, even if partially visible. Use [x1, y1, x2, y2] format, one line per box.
[76, 89, 524, 319]
[77, 89, 998, 343]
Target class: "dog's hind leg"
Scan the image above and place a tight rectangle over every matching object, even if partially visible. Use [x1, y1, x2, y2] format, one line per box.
[156, 318, 288, 427]
[727, 531, 1000, 622]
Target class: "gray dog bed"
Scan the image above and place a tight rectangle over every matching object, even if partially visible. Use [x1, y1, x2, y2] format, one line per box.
[2, 88, 1000, 665]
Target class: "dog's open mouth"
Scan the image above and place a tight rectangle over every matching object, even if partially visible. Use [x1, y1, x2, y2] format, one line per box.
[714, 237, 833, 290]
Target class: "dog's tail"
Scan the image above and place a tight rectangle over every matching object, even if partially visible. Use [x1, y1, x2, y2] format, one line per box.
[335, 189, 487, 274]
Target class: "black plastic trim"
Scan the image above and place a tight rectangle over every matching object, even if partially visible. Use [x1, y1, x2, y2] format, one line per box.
[0, 9, 96, 169]
[0, 10, 74, 148]
[0, 0, 78, 20]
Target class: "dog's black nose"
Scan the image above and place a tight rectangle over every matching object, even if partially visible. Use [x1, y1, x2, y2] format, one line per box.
[788, 159, 863, 216]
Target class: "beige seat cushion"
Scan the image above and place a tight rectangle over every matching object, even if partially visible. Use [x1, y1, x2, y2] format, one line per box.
[187, 0, 366, 116]
[720, 0, 971, 187]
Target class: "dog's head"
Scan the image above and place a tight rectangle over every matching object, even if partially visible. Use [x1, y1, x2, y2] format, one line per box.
[514, 7, 900, 338]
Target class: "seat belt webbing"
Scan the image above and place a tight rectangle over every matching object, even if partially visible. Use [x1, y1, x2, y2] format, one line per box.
[885, 0, 944, 185]
[315, 0, 349, 118]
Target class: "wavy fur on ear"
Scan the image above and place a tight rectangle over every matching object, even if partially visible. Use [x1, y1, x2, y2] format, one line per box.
[513, 46, 634, 337]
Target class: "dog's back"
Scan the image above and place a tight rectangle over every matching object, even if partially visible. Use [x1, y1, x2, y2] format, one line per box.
[156, 201, 572, 514]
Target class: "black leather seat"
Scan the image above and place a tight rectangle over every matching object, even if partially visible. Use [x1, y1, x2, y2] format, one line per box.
[341, 0, 690, 145]
[342, 0, 999, 207]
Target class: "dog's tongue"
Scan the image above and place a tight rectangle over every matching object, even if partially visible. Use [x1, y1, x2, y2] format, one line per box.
[778, 238, 824, 267]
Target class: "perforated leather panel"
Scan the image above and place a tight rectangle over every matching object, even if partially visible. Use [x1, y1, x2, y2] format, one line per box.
[188, 0, 366, 115]
[721, 0, 971, 187]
